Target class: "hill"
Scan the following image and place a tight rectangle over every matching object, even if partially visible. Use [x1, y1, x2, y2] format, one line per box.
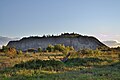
[7, 33, 106, 51]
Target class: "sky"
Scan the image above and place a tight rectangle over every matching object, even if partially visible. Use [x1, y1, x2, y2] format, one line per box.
[0, 0, 120, 42]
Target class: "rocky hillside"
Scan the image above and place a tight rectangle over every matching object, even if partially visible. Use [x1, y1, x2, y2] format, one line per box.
[7, 33, 106, 51]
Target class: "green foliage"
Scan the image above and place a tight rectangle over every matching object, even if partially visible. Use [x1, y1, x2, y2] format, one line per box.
[46, 44, 74, 55]
[38, 47, 42, 52]
[110, 62, 120, 69]
[14, 59, 64, 71]
[46, 44, 54, 52]
[65, 58, 104, 67]
[54, 44, 67, 54]
[61, 32, 80, 38]
[2, 46, 9, 52]
[54, 44, 65, 52]
[1, 62, 120, 80]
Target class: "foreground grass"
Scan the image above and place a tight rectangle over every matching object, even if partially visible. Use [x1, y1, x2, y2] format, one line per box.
[0, 62, 120, 80]
[0, 52, 120, 80]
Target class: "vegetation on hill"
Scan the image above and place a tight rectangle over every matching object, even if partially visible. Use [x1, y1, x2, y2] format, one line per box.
[22, 32, 81, 38]
[19, 33, 106, 43]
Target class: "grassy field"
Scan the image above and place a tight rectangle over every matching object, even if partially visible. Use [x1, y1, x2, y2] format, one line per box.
[0, 51, 120, 80]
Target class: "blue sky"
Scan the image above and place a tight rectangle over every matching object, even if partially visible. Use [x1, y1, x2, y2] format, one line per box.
[0, 0, 120, 41]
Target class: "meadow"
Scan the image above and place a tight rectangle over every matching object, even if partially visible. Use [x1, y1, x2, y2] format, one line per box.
[0, 46, 120, 80]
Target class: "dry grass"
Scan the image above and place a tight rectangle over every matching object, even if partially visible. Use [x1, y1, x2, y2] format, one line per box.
[0, 51, 120, 80]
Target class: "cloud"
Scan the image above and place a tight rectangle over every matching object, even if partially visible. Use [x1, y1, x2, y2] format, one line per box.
[0, 36, 19, 48]
[103, 40, 120, 47]
[95, 34, 120, 42]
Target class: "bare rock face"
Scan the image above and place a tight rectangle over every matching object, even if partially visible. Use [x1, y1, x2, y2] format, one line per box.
[7, 33, 106, 51]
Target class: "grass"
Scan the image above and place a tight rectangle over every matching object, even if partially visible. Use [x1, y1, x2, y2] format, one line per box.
[1, 62, 120, 80]
[0, 51, 120, 80]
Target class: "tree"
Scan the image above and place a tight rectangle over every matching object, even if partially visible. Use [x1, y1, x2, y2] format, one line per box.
[46, 44, 54, 52]
[2, 46, 9, 52]
[38, 47, 42, 52]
